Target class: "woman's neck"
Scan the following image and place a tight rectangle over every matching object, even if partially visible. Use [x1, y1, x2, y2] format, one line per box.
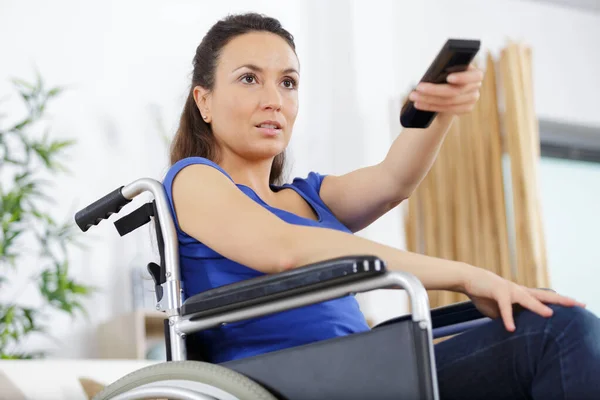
[218, 154, 277, 202]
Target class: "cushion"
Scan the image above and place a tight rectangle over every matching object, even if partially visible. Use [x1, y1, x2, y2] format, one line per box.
[78, 377, 105, 400]
[0, 369, 26, 400]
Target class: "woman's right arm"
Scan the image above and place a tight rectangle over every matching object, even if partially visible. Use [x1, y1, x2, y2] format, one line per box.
[172, 164, 585, 332]
[172, 164, 469, 292]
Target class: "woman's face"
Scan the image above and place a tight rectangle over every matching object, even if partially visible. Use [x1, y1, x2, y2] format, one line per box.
[195, 31, 300, 161]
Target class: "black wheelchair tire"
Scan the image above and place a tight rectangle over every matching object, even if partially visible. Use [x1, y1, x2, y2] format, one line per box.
[93, 360, 278, 400]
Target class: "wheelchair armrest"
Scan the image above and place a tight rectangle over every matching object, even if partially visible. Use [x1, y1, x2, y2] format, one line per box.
[372, 300, 487, 329]
[181, 255, 386, 318]
[430, 300, 485, 328]
[373, 300, 520, 338]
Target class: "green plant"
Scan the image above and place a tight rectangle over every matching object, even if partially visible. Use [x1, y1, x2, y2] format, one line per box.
[0, 72, 93, 359]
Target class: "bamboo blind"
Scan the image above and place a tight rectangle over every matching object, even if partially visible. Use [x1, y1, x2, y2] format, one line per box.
[404, 43, 550, 309]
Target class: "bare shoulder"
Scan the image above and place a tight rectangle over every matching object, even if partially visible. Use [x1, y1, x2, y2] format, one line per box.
[170, 163, 293, 273]
[171, 163, 236, 231]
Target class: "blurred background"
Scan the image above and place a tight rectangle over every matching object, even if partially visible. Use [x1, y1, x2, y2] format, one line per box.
[1, 0, 599, 366]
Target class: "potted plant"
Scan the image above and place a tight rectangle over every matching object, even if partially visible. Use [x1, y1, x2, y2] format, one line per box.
[0, 72, 93, 358]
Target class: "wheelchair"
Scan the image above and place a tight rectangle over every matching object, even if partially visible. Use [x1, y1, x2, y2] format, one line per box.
[75, 177, 495, 400]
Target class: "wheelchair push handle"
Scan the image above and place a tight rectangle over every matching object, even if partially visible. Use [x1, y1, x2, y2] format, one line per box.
[74, 186, 132, 232]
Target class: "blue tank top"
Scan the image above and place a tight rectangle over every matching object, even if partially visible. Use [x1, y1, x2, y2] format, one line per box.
[162, 156, 370, 363]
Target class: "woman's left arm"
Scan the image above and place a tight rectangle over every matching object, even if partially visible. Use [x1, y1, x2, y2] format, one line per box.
[320, 65, 484, 232]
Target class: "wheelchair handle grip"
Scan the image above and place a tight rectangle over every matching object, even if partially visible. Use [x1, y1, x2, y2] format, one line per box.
[74, 186, 131, 232]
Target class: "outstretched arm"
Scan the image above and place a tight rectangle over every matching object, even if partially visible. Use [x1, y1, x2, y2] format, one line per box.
[172, 162, 584, 334]
[320, 65, 484, 232]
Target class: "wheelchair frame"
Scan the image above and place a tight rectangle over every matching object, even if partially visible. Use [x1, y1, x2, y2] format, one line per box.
[76, 177, 493, 400]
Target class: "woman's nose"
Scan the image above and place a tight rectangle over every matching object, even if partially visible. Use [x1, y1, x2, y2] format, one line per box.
[260, 83, 283, 111]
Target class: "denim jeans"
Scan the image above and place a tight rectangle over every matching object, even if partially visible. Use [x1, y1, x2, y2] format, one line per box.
[434, 304, 600, 399]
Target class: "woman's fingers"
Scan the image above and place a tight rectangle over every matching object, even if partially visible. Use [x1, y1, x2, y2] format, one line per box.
[516, 289, 554, 318]
[413, 101, 475, 114]
[500, 285, 555, 332]
[410, 89, 480, 107]
[410, 65, 483, 115]
[498, 294, 516, 332]
[527, 288, 586, 308]
[498, 287, 586, 333]
[411, 81, 482, 113]
[415, 81, 481, 98]
[447, 66, 484, 85]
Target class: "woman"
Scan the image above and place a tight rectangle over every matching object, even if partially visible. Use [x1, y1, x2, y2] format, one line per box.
[163, 12, 600, 399]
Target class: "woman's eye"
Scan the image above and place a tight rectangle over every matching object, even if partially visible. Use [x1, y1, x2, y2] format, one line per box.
[242, 74, 256, 84]
[282, 78, 297, 89]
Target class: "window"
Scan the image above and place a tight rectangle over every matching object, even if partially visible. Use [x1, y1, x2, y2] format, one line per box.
[538, 119, 600, 316]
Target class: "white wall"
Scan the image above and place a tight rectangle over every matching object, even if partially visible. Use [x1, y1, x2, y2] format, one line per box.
[1, 0, 598, 358]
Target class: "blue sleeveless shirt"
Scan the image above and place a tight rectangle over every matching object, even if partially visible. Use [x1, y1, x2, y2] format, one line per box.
[162, 157, 370, 363]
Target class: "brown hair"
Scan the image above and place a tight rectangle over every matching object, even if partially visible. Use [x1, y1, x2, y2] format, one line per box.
[169, 13, 297, 185]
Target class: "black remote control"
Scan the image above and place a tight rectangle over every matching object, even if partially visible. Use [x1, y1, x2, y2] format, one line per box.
[400, 39, 481, 129]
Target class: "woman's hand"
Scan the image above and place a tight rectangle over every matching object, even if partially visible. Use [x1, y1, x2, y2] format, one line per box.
[461, 266, 587, 332]
[408, 64, 484, 116]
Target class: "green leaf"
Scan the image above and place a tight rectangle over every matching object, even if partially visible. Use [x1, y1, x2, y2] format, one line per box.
[47, 87, 63, 98]
[3, 229, 23, 252]
[37, 261, 93, 316]
[13, 171, 30, 184]
[30, 137, 75, 171]
[49, 139, 76, 156]
[69, 282, 90, 295]
[10, 78, 34, 90]
[31, 142, 51, 168]
[23, 308, 36, 329]
[10, 118, 32, 132]
[2, 306, 15, 324]
[35, 69, 43, 92]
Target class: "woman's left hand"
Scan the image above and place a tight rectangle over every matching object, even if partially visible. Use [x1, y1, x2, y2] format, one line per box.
[408, 64, 484, 116]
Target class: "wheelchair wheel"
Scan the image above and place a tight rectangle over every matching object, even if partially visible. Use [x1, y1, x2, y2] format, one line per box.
[93, 360, 277, 400]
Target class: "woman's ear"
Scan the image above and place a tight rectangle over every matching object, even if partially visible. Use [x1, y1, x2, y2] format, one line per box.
[193, 86, 212, 123]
